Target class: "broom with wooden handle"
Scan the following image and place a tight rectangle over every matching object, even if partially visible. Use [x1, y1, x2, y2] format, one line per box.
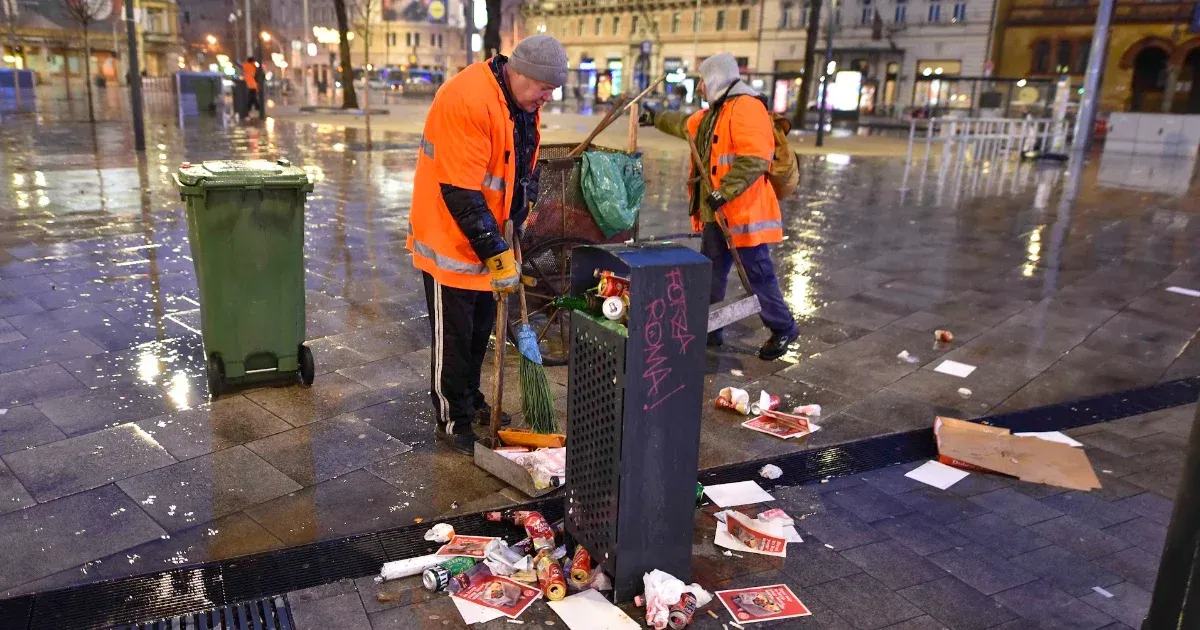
[512, 214, 557, 434]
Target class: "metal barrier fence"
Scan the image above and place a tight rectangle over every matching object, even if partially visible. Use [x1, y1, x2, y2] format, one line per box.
[899, 117, 1071, 193]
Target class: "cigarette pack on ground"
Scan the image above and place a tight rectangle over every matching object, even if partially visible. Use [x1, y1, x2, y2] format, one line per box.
[933, 416, 1101, 491]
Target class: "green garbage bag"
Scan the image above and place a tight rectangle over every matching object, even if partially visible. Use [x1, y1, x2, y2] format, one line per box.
[580, 151, 644, 238]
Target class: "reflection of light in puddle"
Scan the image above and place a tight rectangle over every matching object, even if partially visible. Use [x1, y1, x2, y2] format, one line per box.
[138, 352, 161, 384]
[168, 371, 192, 410]
[130, 424, 166, 450]
[825, 154, 851, 166]
[1023, 225, 1044, 277]
[12, 173, 24, 186]
[785, 248, 818, 317]
[34, 171, 46, 187]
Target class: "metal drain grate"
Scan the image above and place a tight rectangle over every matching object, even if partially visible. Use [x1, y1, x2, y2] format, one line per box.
[114, 595, 294, 630]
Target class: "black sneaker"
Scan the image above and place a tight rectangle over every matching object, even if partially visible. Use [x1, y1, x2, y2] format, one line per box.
[437, 432, 478, 455]
[758, 330, 798, 361]
[707, 332, 725, 348]
[475, 406, 513, 427]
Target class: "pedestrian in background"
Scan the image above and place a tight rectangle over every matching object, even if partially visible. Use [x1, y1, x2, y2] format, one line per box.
[242, 57, 264, 119]
[641, 52, 799, 361]
[407, 36, 568, 454]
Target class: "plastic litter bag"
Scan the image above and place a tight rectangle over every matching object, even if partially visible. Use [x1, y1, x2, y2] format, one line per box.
[581, 151, 643, 238]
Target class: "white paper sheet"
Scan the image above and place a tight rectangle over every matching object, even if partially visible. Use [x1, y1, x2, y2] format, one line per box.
[1014, 431, 1084, 448]
[703, 481, 775, 508]
[451, 594, 508, 624]
[547, 589, 641, 630]
[1166, 286, 1200, 298]
[714, 520, 787, 558]
[782, 525, 803, 543]
[904, 460, 970, 490]
[934, 360, 977, 378]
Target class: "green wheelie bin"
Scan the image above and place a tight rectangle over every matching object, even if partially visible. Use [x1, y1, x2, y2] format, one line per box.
[174, 159, 315, 399]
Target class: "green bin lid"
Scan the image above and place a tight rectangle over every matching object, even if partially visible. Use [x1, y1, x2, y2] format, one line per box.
[174, 158, 313, 192]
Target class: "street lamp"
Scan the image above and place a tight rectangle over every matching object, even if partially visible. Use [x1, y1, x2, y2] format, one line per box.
[206, 34, 218, 46]
[261, 31, 271, 42]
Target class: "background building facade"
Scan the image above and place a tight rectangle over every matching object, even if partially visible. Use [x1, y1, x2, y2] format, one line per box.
[993, 0, 1200, 113]
[522, 0, 1001, 115]
[1, 0, 181, 84]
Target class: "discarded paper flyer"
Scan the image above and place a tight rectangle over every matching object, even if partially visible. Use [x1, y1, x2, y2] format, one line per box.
[758, 509, 803, 543]
[703, 481, 775, 508]
[546, 588, 641, 630]
[1166, 286, 1200, 298]
[451, 575, 542, 619]
[934, 417, 1101, 491]
[905, 460, 970, 490]
[934, 360, 977, 378]
[741, 413, 821, 440]
[451, 593, 507, 624]
[716, 585, 812, 624]
[437, 535, 499, 558]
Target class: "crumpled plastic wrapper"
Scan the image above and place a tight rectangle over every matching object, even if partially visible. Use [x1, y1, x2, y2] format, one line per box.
[793, 404, 822, 417]
[642, 569, 714, 630]
[422, 523, 455, 543]
[760, 464, 783, 480]
[717, 387, 751, 414]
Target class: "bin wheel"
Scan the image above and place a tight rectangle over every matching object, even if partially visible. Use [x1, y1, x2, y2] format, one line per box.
[299, 344, 315, 386]
[508, 236, 595, 367]
[207, 355, 225, 400]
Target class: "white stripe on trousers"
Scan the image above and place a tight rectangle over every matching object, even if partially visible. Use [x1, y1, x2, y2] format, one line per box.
[432, 280, 453, 434]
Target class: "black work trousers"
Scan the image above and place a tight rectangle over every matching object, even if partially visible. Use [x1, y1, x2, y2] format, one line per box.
[422, 272, 496, 436]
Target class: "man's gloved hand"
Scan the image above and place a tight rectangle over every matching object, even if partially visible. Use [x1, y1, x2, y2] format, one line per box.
[485, 249, 520, 295]
[706, 190, 728, 211]
[638, 105, 657, 127]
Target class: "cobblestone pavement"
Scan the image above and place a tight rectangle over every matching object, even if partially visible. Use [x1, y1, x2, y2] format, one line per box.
[0, 92, 1196, 598]
[285, 404, 1192, 630]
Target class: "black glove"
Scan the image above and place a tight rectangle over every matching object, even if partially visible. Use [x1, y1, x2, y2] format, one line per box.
[706, 190, 727, 211]
[638, 105, 657, 127]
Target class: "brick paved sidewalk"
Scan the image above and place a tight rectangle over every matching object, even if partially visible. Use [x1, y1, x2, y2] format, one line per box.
[283, 404, 1190, 630]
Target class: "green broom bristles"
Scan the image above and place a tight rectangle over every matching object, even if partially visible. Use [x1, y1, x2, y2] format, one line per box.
[520, 356, 558, 434]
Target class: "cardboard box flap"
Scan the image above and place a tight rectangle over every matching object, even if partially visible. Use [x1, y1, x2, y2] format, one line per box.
[935, 416, 1101, 492]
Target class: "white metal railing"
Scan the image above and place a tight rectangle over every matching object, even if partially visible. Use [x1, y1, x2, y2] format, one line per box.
[899, 116, 1069, 192]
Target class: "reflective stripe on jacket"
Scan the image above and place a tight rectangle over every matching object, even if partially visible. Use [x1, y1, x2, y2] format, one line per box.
[406, 60, 540, 291]
[681, 95, 782, 248]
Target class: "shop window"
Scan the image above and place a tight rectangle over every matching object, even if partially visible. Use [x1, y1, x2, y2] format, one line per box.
[1055, 39, 1072, 73]
[1032, 39, 1051, 74]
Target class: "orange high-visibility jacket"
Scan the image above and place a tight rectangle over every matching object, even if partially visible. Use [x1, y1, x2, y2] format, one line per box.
[242, 62, 258, 90]
[406, 60, 540, 291]
[686, 96, 782, 248]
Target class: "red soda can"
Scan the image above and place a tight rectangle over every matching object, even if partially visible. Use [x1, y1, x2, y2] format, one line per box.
[535, 552, 567, 601]
[594, 269, 631, 297]
[569, 545, 592, 584]
[520, 511, 557, 552]
[668, 592, 697, 629]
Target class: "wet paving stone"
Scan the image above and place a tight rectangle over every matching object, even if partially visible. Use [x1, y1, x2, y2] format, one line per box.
[0, 105, 1197, 606]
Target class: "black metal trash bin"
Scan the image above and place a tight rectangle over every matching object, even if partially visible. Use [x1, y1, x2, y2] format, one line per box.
[564, 243, 711, 602]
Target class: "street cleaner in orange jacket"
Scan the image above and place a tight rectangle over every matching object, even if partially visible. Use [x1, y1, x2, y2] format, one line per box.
[407, 36, 568, 454]
[641, 53, 798, 360]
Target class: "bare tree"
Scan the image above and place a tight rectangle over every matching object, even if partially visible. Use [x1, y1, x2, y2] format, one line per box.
[333, 0, 360, 108]
[60, 0, 108, 122]
[350, 0, 379, 149]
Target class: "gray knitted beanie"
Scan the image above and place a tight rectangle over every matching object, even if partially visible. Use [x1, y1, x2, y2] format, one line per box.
[508, 35, 569, 87]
